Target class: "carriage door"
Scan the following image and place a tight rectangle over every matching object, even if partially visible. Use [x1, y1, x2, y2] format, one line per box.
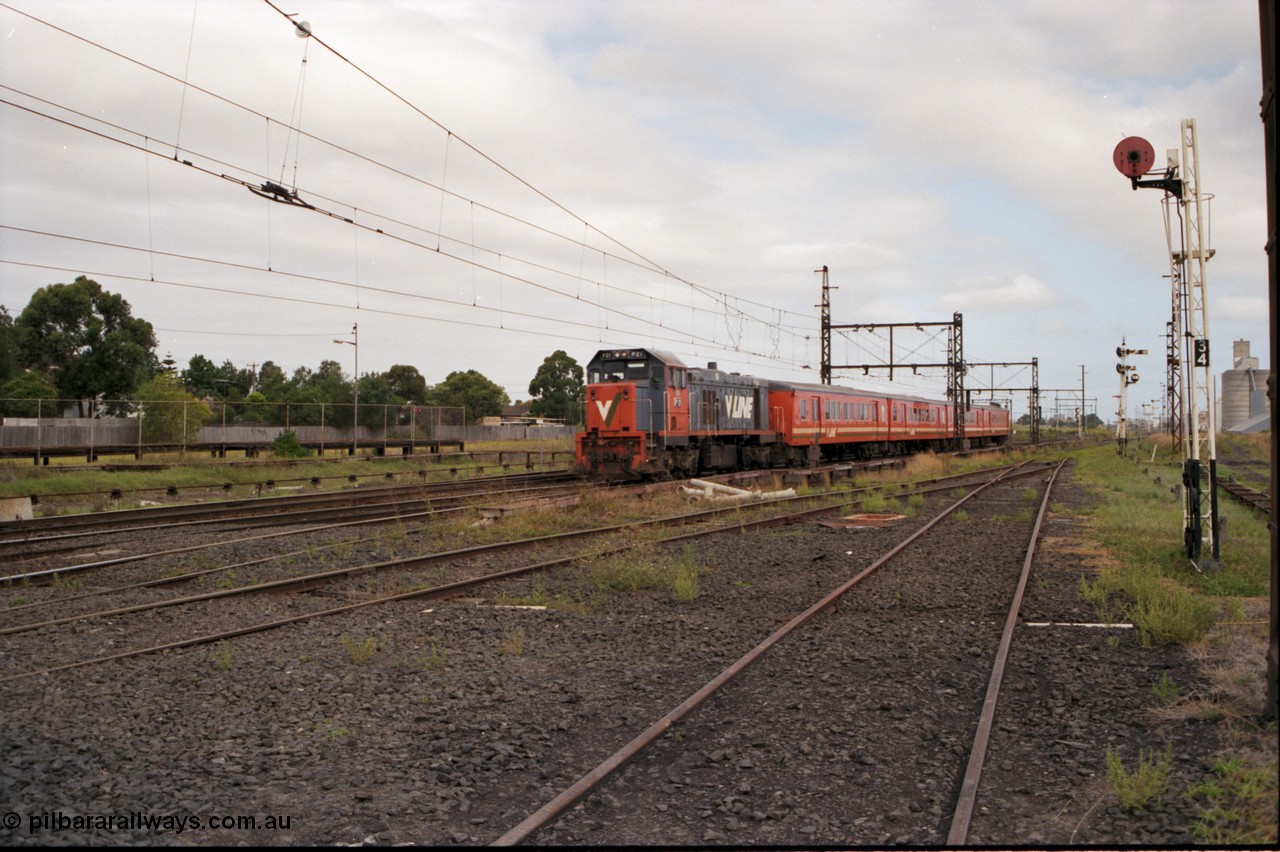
[667, 367, 688, 433]
[811, 396, 823, 442]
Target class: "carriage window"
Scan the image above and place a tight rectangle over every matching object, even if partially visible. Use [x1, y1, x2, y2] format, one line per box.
[800, 399, 808, 420]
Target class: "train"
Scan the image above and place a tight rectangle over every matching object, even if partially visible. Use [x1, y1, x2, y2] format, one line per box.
[575, 347, 1011, 479]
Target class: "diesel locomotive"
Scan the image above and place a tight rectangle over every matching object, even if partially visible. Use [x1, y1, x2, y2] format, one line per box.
[575, 347, 1011, 479]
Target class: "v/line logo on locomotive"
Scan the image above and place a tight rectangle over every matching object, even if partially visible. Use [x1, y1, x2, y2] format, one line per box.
[721, 392, 754, 421]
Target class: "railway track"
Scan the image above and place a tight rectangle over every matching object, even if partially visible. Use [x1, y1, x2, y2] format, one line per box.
[0, 462, 1051, 683]
[1216, 476, 1271, 516]
[492, 460, 1066, 846]
[2, 450, 1230, 847]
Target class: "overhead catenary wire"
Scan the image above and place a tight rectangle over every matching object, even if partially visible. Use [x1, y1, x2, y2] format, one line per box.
[0, 83, 810, 360]
[1, 1, 940, 388]
[0, 2, 819, 337]
[0, 100, 773, 359]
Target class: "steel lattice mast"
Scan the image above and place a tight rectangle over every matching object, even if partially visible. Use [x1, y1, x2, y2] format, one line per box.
[1115, 119, 1220, 566]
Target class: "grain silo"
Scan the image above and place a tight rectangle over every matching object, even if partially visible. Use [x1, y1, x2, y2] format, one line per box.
[1220, 340, 1270, 432]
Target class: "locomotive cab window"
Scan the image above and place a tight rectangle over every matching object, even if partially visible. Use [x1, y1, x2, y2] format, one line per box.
[593, 359, 650, 383]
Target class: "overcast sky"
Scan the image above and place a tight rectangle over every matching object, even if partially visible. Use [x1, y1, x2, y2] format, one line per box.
[0, 0, 1269, 421]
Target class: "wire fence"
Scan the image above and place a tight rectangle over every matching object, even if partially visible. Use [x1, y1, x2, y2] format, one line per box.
[0, 398, 483, 457]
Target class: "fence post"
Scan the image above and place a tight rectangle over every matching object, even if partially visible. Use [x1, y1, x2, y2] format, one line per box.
[182, 400, 188, 459]
[137, 405, 144, 460]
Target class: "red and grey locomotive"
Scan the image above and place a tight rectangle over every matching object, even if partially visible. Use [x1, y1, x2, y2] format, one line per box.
[575, 347, 1010, 479]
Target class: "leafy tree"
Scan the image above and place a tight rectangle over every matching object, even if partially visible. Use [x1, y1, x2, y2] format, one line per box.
[0, 306, 20, 384]
[256, 361, 288, 399]
[385, 364, 429, 403]
[0, 371, 60, 417]
[14, 276, 158, 415]
[287, 359, 354, 426]
[425, 369, 510, 420]
[239, 390, 283, 425]
[527, 349, 584, 424]
[134, 373, 213, 444]
[181, 355, 252, 399]
[353, 372, 409, 428]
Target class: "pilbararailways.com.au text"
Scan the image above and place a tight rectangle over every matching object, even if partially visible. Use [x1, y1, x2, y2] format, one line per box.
[17, 810, 292, 835]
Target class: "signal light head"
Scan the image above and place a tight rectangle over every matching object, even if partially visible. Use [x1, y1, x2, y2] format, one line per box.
[1113, 136, 1156, 178]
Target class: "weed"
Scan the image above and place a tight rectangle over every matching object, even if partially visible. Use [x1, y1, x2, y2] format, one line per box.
[339, 633, 382, 664]
[1106, 634, 1121, 649]
[1132, 582, 1215, 646]
[859, 490, 890, 513]
[305, 717, 351, 744]
[952, 509, 969, 522]
[1187, 754, 1280, 844]
[49, 573, 83, 592]
[1151, 671, 1180, 706]
[9, 596, 26, 607]
[1106, 742, 1174, 810]
[1020, 487, 1038, 501]
[210, 640, 233, 672]
[906, 493, 926, 509]
[672, 546, 700, 603]
[500, 626, 525, 656]
[406, 644, 446, 671]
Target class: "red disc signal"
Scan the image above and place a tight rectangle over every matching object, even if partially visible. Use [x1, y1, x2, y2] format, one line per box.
[1113, 136, 1155, 177]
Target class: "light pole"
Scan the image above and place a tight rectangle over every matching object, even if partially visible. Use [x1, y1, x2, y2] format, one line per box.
[333, 323, 358, 455]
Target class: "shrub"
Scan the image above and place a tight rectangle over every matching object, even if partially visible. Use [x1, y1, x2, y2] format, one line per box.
[272, 429, 312, 458]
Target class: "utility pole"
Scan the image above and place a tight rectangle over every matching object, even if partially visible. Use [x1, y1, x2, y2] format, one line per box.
[333, 323, 359, 455]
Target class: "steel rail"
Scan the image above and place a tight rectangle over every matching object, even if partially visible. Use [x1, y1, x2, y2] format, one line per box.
[0, 470, 573, 540]
[0, 463, 1034, 682]
[0, 482, 585, 586]
[947, 457, 1067, 844]
[490, 462, 1034, 846]
[3, 462, 1045, 630]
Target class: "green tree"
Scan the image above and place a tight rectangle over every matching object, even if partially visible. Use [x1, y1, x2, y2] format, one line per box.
[180, 355, 251, 399]
[0, 306, 20, 384]
[527, 349, 584, 425]
[425, 369, 510, 420]
[14, 276, 158, 415]
[134, 373, 213, 445]
[256, 361, 288, 399]
[354, 372, 409, 428]
[0, 370, 60, 417]
[287, 359, 353, 426]
[385, 364, 429, 403]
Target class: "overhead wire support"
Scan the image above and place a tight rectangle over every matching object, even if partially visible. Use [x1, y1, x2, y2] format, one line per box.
[965, 359, 1040, 445]
[817, 266, 967, 446]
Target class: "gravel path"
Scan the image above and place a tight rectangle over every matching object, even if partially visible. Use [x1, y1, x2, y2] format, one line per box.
[0, 463, 1234, 845]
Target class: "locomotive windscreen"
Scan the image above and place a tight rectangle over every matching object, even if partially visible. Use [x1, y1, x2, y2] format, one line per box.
[591, 358, 650, 383]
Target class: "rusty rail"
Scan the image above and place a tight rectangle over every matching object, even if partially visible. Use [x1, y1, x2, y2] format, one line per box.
[947, 457, 1067, 843]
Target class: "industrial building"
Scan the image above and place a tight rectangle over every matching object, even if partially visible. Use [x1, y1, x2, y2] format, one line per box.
[1219, 340, 1271, 432]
